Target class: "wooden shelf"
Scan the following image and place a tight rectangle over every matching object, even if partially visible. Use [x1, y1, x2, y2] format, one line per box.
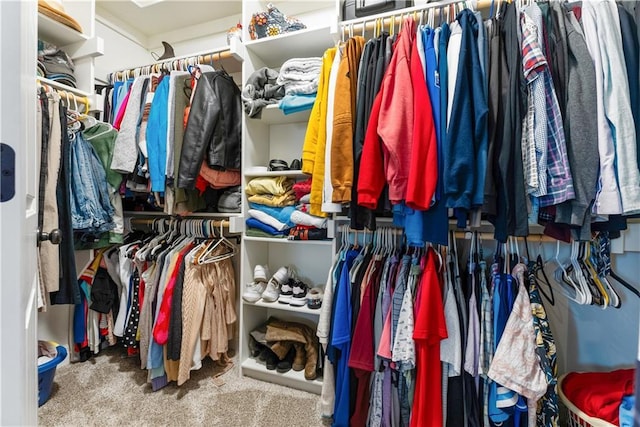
[241, 357, 322, 394]
[249, 104, 312, 125]
[243, 299, 321, 316]
[38, 12, 89, 47]
[244, 169, 308, 178]
[244, 25, 335, 69]
[243, 236, 332, 246]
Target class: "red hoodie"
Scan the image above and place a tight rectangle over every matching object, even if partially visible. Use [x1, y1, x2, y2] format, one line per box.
[358, 18, 416, 208]
[406, 33, 438, 210]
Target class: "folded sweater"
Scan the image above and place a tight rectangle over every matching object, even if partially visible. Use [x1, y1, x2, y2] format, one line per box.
[247, 209, 289, 231]
[249, 203, 295, 226]
[246, 218, 287, 236]
[279, 94, 316, 115]
[245, 176, 294, 196]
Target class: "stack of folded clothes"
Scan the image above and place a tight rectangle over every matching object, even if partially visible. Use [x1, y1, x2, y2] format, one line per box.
[245, 176, 328, 240]
[38, 40, 77, 88]
[246, 176, 295, 238]
[276, 57, 322, 115]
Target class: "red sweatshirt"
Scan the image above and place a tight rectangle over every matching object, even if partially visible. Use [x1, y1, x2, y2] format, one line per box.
[358, 18, 416, 207]
[406, 35, 438, 210]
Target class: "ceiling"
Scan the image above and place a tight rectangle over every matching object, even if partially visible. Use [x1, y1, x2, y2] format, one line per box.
[96, 0, 242, 45]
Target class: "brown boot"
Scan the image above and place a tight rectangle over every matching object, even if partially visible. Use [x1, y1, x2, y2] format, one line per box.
[292, 342, 306, 371]
[265, 319, 318, 380]
[268, 340, 292, 360]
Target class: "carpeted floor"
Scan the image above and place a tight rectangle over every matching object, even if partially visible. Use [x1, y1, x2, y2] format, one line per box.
[38, 346, 326, 426]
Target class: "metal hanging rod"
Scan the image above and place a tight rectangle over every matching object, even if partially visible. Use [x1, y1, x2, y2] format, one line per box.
[339, 0, 494, 34]
[37, 78, 90, 113]
[109, 47, 239, 83]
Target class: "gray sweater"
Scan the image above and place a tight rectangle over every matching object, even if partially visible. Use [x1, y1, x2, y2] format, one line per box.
[111, 76, 149, 173]
[555, 11, 599, 241]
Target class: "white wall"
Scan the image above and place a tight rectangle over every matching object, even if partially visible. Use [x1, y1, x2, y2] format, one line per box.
[94, 19, 151, 82]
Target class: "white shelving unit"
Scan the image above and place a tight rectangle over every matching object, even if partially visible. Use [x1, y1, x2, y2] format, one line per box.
[37, 2, 104, 112]
[239, 1, 338, 392]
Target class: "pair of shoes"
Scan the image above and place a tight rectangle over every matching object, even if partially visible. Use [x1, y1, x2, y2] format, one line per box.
[242, 265, 271, 303]
[307, 287, 323, 309]
[278, 278, 308, 306]
[262, 266, 295, 302]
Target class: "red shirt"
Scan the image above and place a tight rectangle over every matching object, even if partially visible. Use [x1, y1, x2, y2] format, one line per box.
[410, 249, 448, 427]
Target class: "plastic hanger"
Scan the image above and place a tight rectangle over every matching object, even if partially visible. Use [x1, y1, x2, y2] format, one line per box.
[524, 237, 556, 306]
[551, 240, 586, 304]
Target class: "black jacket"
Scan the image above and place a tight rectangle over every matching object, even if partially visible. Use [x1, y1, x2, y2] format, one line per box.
[178, 70, 241, 189]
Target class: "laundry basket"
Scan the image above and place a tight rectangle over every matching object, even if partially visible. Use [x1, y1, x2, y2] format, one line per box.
[38, 343, 67, 407]
[558, 374, 616, 427]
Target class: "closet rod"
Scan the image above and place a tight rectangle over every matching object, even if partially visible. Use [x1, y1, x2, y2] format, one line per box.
[37, 78, 90, 113]
[109, 48, 236, 82]
[128, 217, 230, 231]
[339, 0, 493, 33]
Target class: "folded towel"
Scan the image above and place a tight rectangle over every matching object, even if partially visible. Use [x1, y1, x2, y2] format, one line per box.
[249, 203, 295, 226]
[279, 94, 316, 115]
[246, 218, 288, 235]
[290, 210, 328, 228]
[248, 209, 289, 231]
[245, 176, 294, 196]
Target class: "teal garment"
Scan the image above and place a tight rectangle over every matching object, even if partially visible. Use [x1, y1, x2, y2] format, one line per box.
[83, 123, 123, 190]
[147, 76, 170, 191]
[278, 94, 316, 115]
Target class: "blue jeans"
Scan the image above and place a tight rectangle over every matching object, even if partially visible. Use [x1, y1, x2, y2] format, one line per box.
[69, 132, 115, 233]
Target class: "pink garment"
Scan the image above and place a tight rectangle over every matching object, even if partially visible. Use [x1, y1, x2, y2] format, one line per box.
[377, 309, 393, 361]
[113, 90, 131, 130]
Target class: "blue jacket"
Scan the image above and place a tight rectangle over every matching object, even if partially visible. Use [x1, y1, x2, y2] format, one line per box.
[444, 9, 488, 212]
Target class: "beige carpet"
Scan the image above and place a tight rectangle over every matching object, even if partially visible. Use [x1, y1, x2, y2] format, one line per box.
[38, 347, 327, 426]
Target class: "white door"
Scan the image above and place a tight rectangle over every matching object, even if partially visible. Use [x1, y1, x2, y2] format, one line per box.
[0, 0, 39, 424]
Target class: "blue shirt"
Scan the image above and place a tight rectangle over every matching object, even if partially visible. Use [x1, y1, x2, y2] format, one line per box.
[328, 249, 358, 427]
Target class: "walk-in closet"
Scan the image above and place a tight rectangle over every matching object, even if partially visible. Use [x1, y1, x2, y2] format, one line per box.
[0, 0, 639, 425]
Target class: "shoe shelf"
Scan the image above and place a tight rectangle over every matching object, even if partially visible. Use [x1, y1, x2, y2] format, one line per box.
[256, 104, 312, 126]
[243, 169, 308, 178]
[243, 236, 333, 245]
[241, 357, 323, 394]
[243, 299, 321, 316]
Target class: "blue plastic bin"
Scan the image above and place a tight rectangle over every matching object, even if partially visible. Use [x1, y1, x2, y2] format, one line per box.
[38, 344, 67, 407]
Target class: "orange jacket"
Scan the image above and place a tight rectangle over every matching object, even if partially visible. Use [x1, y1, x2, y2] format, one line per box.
[331, 36, 365, 203]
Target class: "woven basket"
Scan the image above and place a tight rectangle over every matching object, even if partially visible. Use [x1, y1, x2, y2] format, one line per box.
[558, 374, 616, 427]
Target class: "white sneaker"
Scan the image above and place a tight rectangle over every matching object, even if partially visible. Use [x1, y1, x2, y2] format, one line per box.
[262, 266, 293, 303]
[243, 281, 267, 303]
[254, 265, 270, 283]
[278, 279, 294, 304]
[289, 280, 308, 306]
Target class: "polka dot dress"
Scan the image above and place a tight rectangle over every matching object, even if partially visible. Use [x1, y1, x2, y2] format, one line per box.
[123, 272, 141, 348]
